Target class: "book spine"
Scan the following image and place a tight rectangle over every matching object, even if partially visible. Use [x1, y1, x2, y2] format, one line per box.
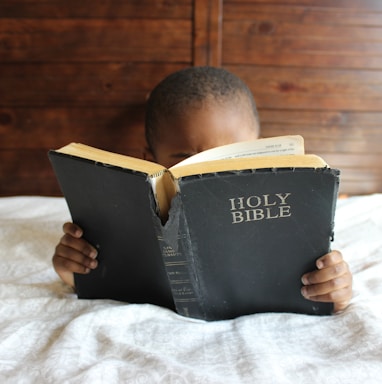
[154, 195, 206, 319]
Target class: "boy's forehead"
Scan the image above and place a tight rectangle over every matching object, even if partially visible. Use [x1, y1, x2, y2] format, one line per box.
[158, 102, 258, 149]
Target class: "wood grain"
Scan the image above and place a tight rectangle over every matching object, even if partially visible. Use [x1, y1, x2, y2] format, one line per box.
[1, 0, 381, 196]
[225, 0, 382, 9]
[227, 66, 382, 110]
[0, 63, 186, 106]
[0, 19, 191, 62]
[0, 0, 192, 19]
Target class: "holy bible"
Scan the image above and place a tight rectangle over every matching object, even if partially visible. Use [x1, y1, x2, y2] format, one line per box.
[48, 135, 340, 320]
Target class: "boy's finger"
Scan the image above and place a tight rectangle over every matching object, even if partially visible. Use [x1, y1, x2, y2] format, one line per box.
[301, 275, 351, 299]
[59, 233, 98, 259]
[54, 254, 93, 275]
[54, 244, 98, 270]
[316, 250, 343, 269]
[302, 261, 350, 285]
[63, 222, 83, 238]
[301, 284, 352, 307]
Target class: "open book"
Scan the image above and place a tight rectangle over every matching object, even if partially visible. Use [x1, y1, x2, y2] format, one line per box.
[52, 135, 325, 220]
[49, 135, 339, 320]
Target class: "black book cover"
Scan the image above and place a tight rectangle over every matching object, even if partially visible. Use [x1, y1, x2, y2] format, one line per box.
[160, 167, 339, 320]
[49, 151, 175, 310]
[50, 149, 339, 320]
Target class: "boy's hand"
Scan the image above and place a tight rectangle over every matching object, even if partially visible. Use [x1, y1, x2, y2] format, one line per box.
[301, 250, 352, 313]
[52, 222, 98, 288]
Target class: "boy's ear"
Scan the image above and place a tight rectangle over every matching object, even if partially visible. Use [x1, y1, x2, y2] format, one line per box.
[143, 146, 156, 163]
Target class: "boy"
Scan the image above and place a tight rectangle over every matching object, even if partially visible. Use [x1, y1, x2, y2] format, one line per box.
[53, 66, 352, 313]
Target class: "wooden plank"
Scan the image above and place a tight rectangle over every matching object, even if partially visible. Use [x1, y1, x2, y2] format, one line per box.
[225, 51, 382, 70]
[0, 176, 63, 196]
[261, 131, 382, 154]
[0, 0, 192, 19]
[225, 18, 382, 41]
[259, 109, 382, 126]
[316, 153, 382, 168]
[224, 22, 382, 49]
[260, 123, 382, 152]
[226, 51, 382, 70]
[222, 1, 382, 69]
[223, 23, 382, 69]
[334, 170, 382, 194]
[258, 110, 382, 153]
[193, 0, 222, 66]
[0, 63, 186, 107]
[339, 181, 381, 196]
[225, 0, 382, 10]
[224, 3, 382, 25]
[0, 149, 61, 196]
[225, 65, 382, 111]
[0, 107, 147, 152]
[0, 19, 191, 62]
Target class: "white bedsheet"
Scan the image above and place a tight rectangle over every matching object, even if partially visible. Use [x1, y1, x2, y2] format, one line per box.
[0, 195, 382, 383]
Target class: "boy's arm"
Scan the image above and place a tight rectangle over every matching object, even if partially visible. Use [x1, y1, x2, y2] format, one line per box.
[301, 250, 353, 313]
[52, 222, 98, 288]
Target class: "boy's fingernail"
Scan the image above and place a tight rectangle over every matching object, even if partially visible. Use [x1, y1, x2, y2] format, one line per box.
[301, 275, 309, 285]
[89, 250, 98, 259]
[90, 260, 98, 269]
[301, 287, 309, 298]
[317, 260, 324, 269]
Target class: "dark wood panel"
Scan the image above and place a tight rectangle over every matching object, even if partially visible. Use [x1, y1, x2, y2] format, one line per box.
[224, 2, 382, 25]
[223, 22, 382, 55]
[0, 149, 63, 196]
[331, 169, 381, 196]
[223, 25, 382, 69]
[0, 63, 186, 107]
[0, 0, 192, 19]
[224, 20, 382, 41]
[0, 176, 62, 196]
[0, 107, 146, 154]
[226, 65, 382, 111]
[225, 52, 382, 70]
[318, 153, 382, 168]
[259, 109, 382, 125]
[261, 125, 382, 153]
[259, 110, 382, 152]
[0, 19, 191, 62]
[261, 129, 382, 154]
[225, 0, 382, 10]
[223, 1, 382, 69]
[1, 0, 381, 197]
[339, 181, 381, 196]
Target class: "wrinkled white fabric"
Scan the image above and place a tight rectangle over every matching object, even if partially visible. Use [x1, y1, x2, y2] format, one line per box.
[0, 195, 381, 384]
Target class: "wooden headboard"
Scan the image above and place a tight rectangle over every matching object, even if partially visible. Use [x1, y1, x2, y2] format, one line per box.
[1, 0, 381, 196]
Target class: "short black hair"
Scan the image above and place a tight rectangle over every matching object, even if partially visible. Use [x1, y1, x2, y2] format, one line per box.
[145, 66, 259, 153]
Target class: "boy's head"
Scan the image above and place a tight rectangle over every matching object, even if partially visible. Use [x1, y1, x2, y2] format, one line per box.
[145, 66, 260, 167]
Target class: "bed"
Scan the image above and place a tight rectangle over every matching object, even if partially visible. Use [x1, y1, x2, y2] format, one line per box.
[0, 194, 381, 383]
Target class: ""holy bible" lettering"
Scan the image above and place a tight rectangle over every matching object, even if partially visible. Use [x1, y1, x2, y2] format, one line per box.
[229, 193, 292, 224]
